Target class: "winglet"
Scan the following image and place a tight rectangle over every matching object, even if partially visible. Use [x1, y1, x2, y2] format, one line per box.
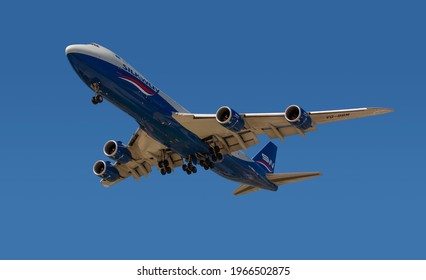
[374, 108, 394, 115]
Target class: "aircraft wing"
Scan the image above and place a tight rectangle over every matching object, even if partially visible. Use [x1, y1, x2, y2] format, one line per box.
[99, 128, 184, 186]
[172, 107, 393, 153]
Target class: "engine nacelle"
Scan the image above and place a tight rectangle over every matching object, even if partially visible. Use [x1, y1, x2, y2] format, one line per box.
[284, 105, 312, 130]
[216, 106, 245, 132]
[93, 160, 120, 182]
[103, 140, 132, 164]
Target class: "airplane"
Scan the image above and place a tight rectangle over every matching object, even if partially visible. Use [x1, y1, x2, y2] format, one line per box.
[66, 43, 393, 195]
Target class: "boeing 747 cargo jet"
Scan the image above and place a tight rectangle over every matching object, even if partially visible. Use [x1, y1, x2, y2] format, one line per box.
[66, 43, 392, 195]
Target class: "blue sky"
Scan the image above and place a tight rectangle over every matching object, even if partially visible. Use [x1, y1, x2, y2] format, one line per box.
[0, 1, 425, 259]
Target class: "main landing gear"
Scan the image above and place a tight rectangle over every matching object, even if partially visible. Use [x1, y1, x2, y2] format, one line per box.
[158, 160, 172, 175]
[209, 145, 223, 162]
[157, 145, 223, 176]
[182, 162, 197, 175]
[182, 145, 223, 175]
[199, 158, 214, 171]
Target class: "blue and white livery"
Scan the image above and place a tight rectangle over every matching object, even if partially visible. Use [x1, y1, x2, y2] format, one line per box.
[66, 43, 393, 195]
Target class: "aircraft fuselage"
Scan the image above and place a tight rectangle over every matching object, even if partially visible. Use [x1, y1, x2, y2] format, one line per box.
[66, 43, 277, 191]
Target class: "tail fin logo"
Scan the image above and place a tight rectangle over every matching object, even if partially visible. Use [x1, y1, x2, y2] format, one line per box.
[253, 142, 277, 173]
[257, 153, 275, 172]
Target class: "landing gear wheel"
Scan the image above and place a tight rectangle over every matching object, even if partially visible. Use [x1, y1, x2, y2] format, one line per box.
[187, 163, 194, 170]
[182, 164, 188, 171]
[166, 167, 172, 174]
[191, 166, 197, 173]
[216, 153, 223, 161]
[186, 170, 192, 175]
[91, 96, 98, 105]
[208, 161, 215, 169]
[158, 161, 164, 169]
[211, 154, 217, 162]
[203, 164, 209, 170]
[160, 168, 166, 175]
[95, 95, 103, 103]
[214, 146, 220, 153]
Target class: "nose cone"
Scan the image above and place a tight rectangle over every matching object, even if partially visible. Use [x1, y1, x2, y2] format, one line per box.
[66, 44, 99, 86]
[65, 43, 104, 74]
[66, 43, 116, 88]
[65, 45, 90, 68]
[65, 43, 105, 58]
[66, 44, 86, 71]
[65, 44, 81, 55]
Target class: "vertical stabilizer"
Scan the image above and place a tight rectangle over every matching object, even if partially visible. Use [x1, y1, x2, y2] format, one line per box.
[252, 142, 277, 174]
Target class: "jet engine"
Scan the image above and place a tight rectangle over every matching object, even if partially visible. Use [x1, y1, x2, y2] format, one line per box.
[216, 106, 245, 132]
[284, 105, 312, 130]
[93, 160, 120, 182]
[103, 140, 132, 164]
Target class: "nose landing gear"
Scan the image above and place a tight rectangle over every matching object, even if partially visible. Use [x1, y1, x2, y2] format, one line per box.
[91, 95, 103, 104]
[90, 81, 103, 105]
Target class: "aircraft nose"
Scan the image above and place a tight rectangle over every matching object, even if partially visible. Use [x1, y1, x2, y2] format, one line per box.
[65, 44, 93, 84]
[65, 44, 84, 55]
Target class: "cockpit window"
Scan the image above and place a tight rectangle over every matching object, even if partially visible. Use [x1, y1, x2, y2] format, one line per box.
[91, 43, 100, 48]
[115, 54, 121, 60]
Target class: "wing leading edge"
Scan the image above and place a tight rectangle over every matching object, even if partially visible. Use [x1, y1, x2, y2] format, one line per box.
[173, 107, 393, 155]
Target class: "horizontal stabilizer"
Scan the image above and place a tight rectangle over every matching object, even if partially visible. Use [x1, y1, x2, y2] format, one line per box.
[266, 172, 321, 186]
[233, 184, 261, 196]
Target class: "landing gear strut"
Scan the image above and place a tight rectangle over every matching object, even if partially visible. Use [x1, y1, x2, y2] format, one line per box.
[90, 81, 103, 105]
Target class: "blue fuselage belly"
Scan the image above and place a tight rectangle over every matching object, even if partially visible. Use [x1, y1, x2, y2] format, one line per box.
[68, 53, 277, 191]
[68, 53, 209, 156]
[211, 156, 278, 191]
